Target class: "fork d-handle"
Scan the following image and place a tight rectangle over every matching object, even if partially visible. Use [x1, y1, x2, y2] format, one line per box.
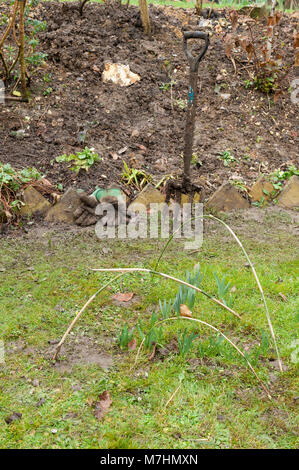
[182, 31, 209, 188]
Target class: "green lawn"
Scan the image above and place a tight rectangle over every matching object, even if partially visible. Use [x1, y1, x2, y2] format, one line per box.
[0, 208, 298, 448]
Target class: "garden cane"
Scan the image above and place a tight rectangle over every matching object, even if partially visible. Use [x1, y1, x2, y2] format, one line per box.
[166, 31, 209, 201]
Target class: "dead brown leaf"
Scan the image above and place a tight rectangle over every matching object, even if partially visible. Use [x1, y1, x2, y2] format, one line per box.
[94, 391, 112, 420]
[293, 31, 299, 50]
[225, 34, 234, 59]
[5, 412, 22, 424]
[229, 10, 239, 31]
[112, 292, 134, 302]
[128, 338, 137, 350]
[148, 343, 157, 361]
[180, 304, 192, 318]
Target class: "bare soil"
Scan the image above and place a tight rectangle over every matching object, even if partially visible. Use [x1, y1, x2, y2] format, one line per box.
[0, 2, 298, 198]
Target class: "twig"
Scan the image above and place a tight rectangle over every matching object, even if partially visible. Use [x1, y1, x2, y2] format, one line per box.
[165, 382, 182, 408]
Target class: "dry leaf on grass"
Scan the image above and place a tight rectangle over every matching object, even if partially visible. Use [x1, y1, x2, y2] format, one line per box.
[112, 292, 134, 302]
[148, 343, 157, 361]
[180, 304, 192, 318]
[128, 338, 137, 350]
[5, 412, 22, 424]
[94, 391, 112, 421]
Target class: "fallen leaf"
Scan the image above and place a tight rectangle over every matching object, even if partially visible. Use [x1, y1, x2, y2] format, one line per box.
[128, 338, 137, 350]
[94, 391, 112, 420]
[5, 412, 22, 424]
[229, 10, 238, 30]
[180, 304, 192, 318]
[148, 343, 157, 361]
[112, 292, 134, 302]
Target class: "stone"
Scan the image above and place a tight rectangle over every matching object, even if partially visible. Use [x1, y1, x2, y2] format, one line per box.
[207, 182, 250, 212]
[45, 188, 82, 223]
[102, 63, 141, 87]
[277, 176, 299, 209]
[20, 186, 51, 217]
[249, 175, 275, 202]
[128, 184, 165, 213]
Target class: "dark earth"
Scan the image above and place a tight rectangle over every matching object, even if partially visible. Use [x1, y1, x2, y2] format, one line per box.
[0, 1, 298, 199]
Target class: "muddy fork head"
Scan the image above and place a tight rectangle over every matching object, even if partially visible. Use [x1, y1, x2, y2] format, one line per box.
[165, 31, 209, 203]
[182, 31, 209, 189]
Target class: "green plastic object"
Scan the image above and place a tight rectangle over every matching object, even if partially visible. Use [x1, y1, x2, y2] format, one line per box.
[92, 187, 123, 202]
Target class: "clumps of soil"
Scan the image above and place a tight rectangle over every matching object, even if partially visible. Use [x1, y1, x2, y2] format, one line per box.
[0, 2, 298, 199]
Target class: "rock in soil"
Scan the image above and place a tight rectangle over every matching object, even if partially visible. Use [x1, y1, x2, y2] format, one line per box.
[128, 183, 166, 212]
[207, 182, 250, 212]
[20, 186, 51, 217]
[277, 176, 299, 209]
[45, 188, 82, 223]
[102, 63, 141, 87]
[249, 176, 275, 202]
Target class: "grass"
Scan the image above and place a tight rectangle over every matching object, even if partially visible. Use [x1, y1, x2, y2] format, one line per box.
[0, 208, 298, 449]
[53, 0, 297, 12]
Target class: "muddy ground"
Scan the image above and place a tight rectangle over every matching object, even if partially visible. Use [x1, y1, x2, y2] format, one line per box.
[0, 2, 298, 198]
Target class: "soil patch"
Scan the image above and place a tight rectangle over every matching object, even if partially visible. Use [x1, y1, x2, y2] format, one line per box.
[1, 2, 298, 199]
[47, 336, 114, 373]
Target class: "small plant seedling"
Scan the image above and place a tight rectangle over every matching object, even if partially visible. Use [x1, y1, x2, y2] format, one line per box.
[43, 87, 52, 96]
[229, 179, 248, 194]
[252, 196, 267, 208]
[173, 265, 203, 314]
[121, 161, 151, 191]
[159, 79, 176, 92]
[217, 151, 235, 167]
[43, 73, 52, 83]
[268, 165, 299, 191]
[56, 147, 101, 173]
[159, 299, 173, 320]
[0, 162, 44, 222]
[118, 323, 134, 349]
[214, 273, 233, 308]
[177, 330, 198, 357]
[174, 98, 188, 110]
